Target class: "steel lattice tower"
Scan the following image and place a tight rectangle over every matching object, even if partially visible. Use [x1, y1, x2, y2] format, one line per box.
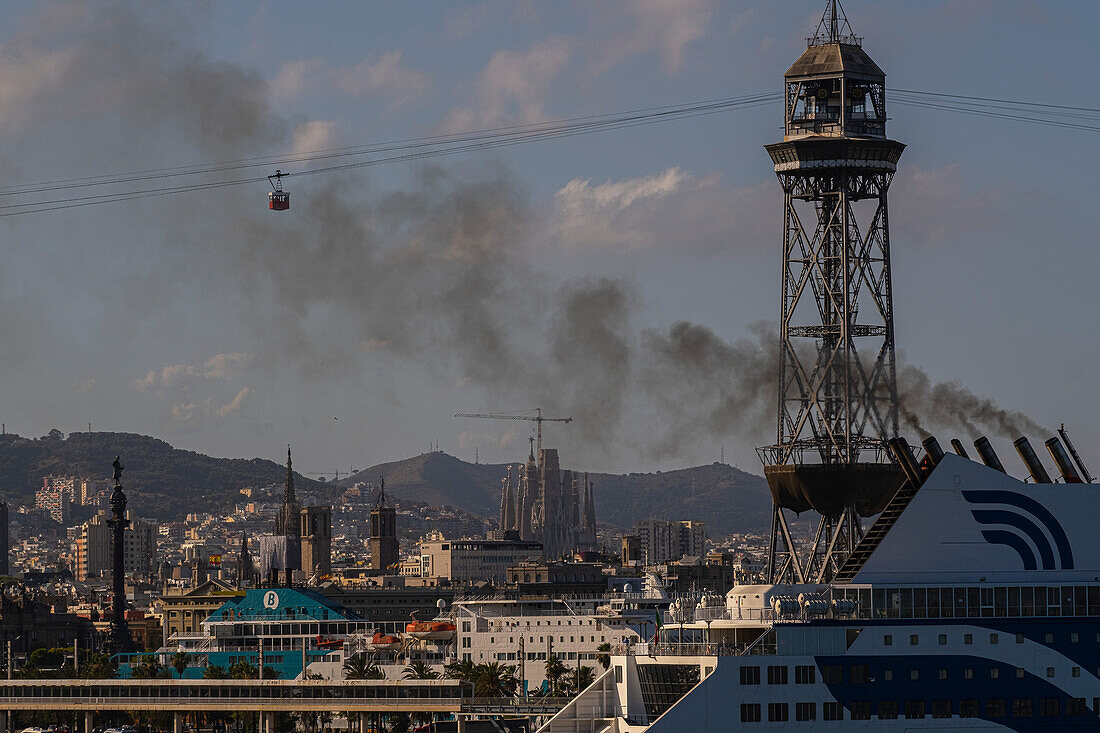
[758, 1, 905, 584]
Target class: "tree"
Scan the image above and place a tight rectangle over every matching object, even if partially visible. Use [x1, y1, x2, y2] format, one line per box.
[596, 642, 611, 670]
[564, 665, 595, 695]
[171, 651, 189, 678]
[443, 658, 478, 683]
[79, 651, 117, 679]
[202, 665, 228, 679]
[131, 654, 168, 679]
[343, 653, 384, 680]
[226, 661, 258, 679]
[402, 660, 439, 680]
[544, 655, 567, 696]
[474, 662, 518, 698]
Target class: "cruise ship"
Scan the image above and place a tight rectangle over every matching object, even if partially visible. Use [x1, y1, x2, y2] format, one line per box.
[539, 442, 1100, 731]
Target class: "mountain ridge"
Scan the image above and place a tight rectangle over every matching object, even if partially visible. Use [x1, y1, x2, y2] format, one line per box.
[343, 451, 772, 536]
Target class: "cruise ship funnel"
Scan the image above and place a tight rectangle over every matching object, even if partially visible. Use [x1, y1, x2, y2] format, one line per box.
[974, 436, 1006, 473]
[1046, 436, 1083, 483]
[1014, 436, 1053, 483]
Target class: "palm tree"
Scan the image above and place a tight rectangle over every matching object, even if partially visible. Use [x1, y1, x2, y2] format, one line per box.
[474, 661, 518, 698]
[443, 658, 478, 683]
[402, 660, 439, 680]
[596, 642, 611, 670]
[202, 665, 228, 680]
[565, 665, 595, 695]
[171, 651, 189, 678]
[343, 653, 384, 680]
[131, 655, 166, 679]
[544, 655, 567, 696]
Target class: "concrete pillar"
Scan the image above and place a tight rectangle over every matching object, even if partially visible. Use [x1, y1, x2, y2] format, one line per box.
[173, 713, 183, 733]
[84, 711, 94, 733]
[0, 710, 7, 733]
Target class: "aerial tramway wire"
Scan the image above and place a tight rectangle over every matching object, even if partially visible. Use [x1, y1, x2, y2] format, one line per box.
[0, 93, 779, 199]
[0, 93, 779, 217]
[0, 88, 1095, 218]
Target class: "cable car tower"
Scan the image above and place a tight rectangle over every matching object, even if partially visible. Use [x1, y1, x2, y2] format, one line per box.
[757, 1, 906, 584]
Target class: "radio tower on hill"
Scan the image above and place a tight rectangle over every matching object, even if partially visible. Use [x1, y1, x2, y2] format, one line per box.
[757, 1, 906, 584]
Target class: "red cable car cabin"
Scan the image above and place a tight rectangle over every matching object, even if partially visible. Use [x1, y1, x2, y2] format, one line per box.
[269, 190, 290, 211]
[268, 169, 290, 211]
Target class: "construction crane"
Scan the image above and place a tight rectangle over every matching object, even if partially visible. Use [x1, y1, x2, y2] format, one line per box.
[454, 408, 572, 463]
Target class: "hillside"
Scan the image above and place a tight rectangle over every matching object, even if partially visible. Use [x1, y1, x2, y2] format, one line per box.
[0, 431, 326, 520]
[343, 452, 772, 537]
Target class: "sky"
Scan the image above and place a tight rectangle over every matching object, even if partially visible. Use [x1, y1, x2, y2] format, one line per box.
[0, 0, 1096, 479]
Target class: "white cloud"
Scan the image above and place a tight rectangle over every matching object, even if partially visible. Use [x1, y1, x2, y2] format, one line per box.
[290, 120, 338, 156]
[590, 0, 716, 76]
[549, 167, 774, 254]
[214, 387, 251, 418]
[442, 38, 573, 130]
[135, 354, 254, 424]
[269, 58, 327, 100]
[271, 52, 432, 109]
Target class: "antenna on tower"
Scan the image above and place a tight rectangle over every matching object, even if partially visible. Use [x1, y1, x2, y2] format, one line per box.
[810, 0, 859, 46]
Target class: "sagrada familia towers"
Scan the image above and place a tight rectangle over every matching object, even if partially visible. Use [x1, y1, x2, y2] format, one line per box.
[499, 445, 597, 559]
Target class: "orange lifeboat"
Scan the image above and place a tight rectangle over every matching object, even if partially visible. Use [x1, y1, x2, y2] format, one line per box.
[404, 619, 457, 642]
[368, 631, 402, 652]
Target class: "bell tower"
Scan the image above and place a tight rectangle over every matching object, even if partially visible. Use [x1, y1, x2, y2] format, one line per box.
[758, 1, 906, 584]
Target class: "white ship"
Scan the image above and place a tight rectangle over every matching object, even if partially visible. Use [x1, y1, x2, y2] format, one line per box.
[538, 442, 1100, 731]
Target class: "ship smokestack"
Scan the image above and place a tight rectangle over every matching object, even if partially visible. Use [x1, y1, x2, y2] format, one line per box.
[974, 437, 1006, 473]
[921, 436, 945, 466]
[889, 438, 923, 486]
[1058, 424, 1094, 483]
[1014, 437, 1052, 484]
[1045, 437, 1082, 483]
[950, 439, 969, 458]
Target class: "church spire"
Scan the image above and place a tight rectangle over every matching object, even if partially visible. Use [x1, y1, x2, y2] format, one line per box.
[284, 444, 296, 506]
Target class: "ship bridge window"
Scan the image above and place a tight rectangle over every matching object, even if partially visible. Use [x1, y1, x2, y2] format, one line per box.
[795, 702, 816, 721]
[905, 701, 925, 719]
[932, 700, 952, 718]
[987, 699, 1006, 717]
[823, 702, 844, 721]
[768, 703, 789, 722]
[960, 699, 978, 718]
[877, 701, 898, 719]
[1013, 699, 1033, 717]
[740, 704, 760, 723]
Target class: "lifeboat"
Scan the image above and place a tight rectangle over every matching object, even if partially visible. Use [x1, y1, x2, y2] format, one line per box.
[368, 631, 402, 652]
[404, 619, 457, 642]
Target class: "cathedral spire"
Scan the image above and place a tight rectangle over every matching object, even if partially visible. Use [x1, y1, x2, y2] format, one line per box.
[285, 444, 296, 506]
